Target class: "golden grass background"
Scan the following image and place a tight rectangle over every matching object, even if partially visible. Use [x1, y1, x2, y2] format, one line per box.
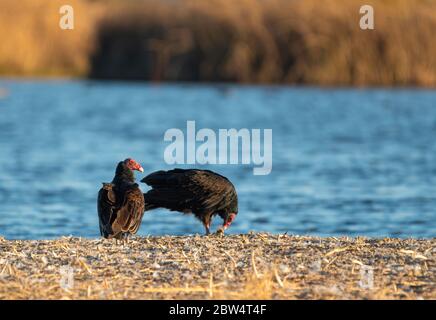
[1, 0, 435, 85]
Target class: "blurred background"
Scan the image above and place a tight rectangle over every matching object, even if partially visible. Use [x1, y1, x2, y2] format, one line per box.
[1, 0, 436, 85]
[0, 0, 435, 239]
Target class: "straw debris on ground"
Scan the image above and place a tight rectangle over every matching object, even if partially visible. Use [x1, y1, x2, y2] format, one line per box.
[0, 233, 435, 299]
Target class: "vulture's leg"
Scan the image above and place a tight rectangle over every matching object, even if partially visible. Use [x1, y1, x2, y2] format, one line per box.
[204, 223, 210, 235]
[115, 233, 123, 245]
[120, 233, 128, 245]
[201, 214, 212, 235]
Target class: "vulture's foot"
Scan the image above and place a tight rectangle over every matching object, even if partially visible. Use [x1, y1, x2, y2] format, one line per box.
[203, 223, 211, 236]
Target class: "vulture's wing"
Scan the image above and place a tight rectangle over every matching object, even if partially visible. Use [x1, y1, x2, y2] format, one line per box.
[110, 184, 145, 236]
[142, 169, 235, 213]
[97, 183, 117, 238]
[189, 170, 236, 212]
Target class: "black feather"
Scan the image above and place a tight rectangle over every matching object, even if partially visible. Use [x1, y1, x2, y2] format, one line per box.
[97, 161, 145, 239]
[141, 169, 238, 228]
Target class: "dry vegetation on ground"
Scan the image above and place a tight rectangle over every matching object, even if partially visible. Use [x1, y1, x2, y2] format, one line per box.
[0, 233, 435, 299]
[0, 0, 435, 85]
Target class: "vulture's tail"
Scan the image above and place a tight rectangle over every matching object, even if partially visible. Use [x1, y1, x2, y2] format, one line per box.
[143, 194, 158, 212]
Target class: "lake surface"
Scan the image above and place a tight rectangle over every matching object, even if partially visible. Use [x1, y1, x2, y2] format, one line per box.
[0, 80, 435, 239]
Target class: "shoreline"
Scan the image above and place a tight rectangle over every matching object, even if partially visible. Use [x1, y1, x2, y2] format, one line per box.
[0, 233, 435, 299]
[1, 77, 436, 90]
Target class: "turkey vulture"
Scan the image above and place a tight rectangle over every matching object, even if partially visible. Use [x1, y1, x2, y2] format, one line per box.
[97, 158, 145, 240]
[141, 169, 238, 235]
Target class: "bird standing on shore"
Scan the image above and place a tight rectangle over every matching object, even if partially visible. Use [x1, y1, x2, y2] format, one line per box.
[97, 158, 145, 240]
[141, 169, 238, 235]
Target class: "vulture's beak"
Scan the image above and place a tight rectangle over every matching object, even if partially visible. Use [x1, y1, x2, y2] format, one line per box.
[138, 167, 144, 173]
[223, 213, 236, 229]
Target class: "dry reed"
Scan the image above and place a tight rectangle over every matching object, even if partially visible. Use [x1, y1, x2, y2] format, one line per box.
[0, 233, 435, 300]
[0, 0, 435, 86]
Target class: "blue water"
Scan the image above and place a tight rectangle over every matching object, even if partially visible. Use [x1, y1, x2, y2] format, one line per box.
[0, 80, 435, 239]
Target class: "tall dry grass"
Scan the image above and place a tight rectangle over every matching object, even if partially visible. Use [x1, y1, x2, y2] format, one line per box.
[0, 0, 102, 76]
[1, 0, 435, 85]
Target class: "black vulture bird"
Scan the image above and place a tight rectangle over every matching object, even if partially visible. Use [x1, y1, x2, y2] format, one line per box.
[97, 158, 145, 240]
[141, 169, 238, 235]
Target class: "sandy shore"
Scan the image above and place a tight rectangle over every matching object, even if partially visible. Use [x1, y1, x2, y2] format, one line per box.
[0, 233, 435, 299]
